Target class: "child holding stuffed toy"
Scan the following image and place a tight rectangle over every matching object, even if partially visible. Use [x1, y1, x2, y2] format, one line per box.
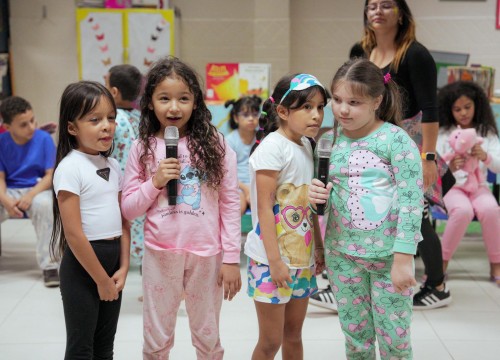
[437, 81, 500, 284]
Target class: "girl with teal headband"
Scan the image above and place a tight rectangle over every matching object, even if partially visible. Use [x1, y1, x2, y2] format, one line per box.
[244, 73, 329, 359]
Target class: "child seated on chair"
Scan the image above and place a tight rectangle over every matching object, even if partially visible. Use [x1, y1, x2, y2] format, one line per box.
[0, 96, 59, 287]
[437, 81, 500, 285]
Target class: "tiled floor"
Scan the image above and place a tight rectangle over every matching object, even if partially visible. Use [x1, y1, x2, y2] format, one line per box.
[1, 219, 500, 359]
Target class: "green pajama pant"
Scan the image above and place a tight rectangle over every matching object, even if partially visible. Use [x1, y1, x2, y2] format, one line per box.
[326, 250, 413, 360]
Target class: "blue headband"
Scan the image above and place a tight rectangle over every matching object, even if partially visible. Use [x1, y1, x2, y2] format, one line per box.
[279, 74, 325, 104]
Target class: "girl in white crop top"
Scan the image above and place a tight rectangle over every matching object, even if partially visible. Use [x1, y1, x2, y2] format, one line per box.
[50, 81, 130, 359]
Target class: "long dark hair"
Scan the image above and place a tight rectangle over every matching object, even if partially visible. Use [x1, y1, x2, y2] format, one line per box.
[50, 81, 117, 260]
[139, 56, 225, 190]
[331, 58, 403, 143]
[224, 95, 262, 130]
[438, 81, 498, 137]
[361, 0, 416, 73]
[251, 74, 330, 154]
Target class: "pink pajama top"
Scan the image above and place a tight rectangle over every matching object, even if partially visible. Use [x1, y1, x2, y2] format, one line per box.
[121, 135, 241, 264]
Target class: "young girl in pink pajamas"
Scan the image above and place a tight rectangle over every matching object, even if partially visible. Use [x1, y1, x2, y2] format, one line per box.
[121, 56, 242, 359]
[437, 81, 500, 284]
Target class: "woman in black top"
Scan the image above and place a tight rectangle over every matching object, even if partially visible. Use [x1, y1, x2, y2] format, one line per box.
[310, 0, 452, 311]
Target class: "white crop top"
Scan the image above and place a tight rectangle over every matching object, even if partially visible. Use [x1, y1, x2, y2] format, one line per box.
[53, 150, 123, 241]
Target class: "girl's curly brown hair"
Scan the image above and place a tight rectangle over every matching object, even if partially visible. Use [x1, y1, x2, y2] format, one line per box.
[139, 56, 226, 190]
[438, 80, 498, 137]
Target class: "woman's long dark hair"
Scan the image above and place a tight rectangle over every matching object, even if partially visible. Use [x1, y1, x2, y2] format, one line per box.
[50, 81, 116, 260]
[139, 56, 225, 190]
[438, 81, 498, 137]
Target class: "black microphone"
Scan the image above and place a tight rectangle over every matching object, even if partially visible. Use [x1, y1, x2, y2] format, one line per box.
[164, 126, 179, 205]
[316, 138, 332, 216]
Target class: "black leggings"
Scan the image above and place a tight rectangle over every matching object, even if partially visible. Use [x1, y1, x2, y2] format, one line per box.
[417, 203, 445, 287]
[59, 239, 122, 360]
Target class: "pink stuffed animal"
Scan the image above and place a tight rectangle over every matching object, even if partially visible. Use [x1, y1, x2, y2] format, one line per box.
[441, 127, 484, 193]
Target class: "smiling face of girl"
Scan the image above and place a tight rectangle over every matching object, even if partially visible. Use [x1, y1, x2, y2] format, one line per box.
[150, 75, 196, 138]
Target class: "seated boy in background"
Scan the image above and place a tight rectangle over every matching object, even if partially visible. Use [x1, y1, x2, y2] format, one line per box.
[0, 96, 59, 287]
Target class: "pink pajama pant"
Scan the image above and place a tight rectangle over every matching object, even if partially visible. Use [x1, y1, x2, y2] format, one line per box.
[442, 185, 500, 263]
[142, 245, 224, 360]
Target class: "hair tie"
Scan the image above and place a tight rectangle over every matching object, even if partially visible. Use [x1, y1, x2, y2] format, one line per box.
[261, 111, 267, 116]
[255, 139, 261, 144]
[383, 72, 391, 84]
[259, 127, 264, 131]
[269, 96, 275, 104]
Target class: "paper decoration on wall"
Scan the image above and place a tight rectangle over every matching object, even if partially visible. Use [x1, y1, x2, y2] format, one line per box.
[127, 14, 172, 74]
[78, 11, 123, 81]
[76, 8, 175, 83]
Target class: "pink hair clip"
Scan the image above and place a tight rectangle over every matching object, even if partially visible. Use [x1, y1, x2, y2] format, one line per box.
[269, 96, 275, 104]
[383, 73, 391, 84]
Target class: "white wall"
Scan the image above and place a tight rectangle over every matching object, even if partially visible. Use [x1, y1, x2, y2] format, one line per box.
[9, 0, 500, 125]
[9, 0, 78, 124]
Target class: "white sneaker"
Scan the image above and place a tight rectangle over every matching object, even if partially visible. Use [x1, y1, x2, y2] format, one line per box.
[309, 285, 338, 312]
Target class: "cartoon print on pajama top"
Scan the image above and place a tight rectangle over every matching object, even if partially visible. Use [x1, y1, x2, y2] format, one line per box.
[343, 148, 396, 231]
[320, 122, 424, 358]
[177, 165, 202, 210]
[156, 155, 204, 211]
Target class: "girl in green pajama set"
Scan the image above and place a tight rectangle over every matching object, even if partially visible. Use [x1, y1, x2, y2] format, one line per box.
[309, 58, 424, 360]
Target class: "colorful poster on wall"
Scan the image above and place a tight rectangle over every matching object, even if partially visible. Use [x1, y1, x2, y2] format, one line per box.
[205, 63, 239, 102]
[205, 62, 271, 102]
[239, 63, 271, 99]
[76, 8, 174, 82]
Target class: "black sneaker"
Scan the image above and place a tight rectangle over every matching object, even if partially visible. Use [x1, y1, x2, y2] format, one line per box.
[43, 269, 60, 288]
[309, 285, 338, 312]
[413, 283, 452, 310]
